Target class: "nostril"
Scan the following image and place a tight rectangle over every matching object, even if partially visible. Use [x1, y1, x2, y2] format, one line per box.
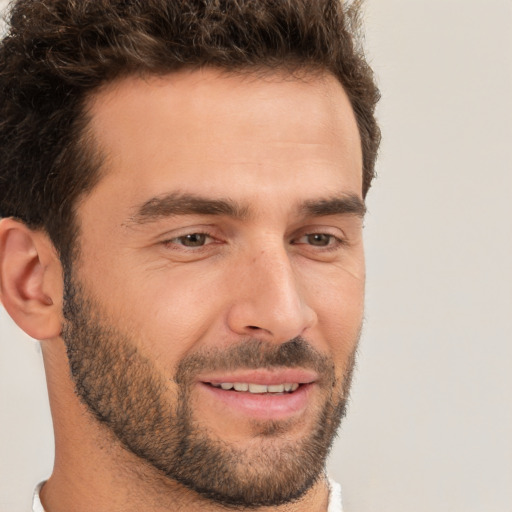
[247, 325, 260, 330]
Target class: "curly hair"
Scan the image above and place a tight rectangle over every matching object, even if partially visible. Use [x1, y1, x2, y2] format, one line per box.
[0, 0, 380, 266]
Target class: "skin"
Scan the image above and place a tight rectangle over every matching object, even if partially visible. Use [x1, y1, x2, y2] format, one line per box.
[0, 68, 364, 511]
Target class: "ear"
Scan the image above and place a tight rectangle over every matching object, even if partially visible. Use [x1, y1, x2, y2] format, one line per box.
[0, 218, 63, 340]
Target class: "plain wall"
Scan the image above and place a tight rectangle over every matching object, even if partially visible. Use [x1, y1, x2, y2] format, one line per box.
[1, 1, 511, 511]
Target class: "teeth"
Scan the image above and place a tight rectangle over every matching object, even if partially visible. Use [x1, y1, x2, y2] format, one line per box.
[213, 382, 299, 393]
[248, 383, 268, 393]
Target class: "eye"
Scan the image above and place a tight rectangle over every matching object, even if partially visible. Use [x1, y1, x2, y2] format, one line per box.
[168, 233, 212, 247]
[294, 233, 341, 247]
[305, 233, 334, 246]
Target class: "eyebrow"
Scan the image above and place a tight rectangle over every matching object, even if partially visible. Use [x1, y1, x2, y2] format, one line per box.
[127, 192, 366, 226]
[300, 194, 366, 218]
[128, 193, 250, 225]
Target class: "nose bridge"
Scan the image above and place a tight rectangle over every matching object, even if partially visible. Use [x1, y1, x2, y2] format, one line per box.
[227, 241, 317, 342]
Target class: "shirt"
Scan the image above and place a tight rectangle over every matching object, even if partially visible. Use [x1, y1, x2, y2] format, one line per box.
[33, 479, 343, 511]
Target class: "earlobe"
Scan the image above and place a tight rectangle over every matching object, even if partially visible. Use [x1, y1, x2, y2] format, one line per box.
[0, 218, 63, 340]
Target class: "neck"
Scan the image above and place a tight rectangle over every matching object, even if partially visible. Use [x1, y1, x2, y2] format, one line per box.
[41, 472, 330, 512]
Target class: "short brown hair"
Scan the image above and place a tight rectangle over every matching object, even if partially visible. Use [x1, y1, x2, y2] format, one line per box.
[0, 0, 380, 266]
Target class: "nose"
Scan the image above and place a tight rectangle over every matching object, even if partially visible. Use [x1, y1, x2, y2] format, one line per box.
[226, 246, 317, 343]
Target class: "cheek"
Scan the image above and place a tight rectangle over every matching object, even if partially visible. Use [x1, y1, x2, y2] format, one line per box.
[311, 269, 364, 368]
[114, 264, 229, 366]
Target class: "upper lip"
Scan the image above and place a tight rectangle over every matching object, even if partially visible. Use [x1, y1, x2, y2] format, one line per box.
[197, 368, 318, 386]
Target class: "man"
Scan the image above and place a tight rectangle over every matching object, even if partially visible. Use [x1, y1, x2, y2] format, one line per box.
[0, 0, 380, 511]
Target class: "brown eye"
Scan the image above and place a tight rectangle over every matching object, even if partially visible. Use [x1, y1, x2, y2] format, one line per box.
[176, 233, 208, 247]
[306, 233, 333, 246]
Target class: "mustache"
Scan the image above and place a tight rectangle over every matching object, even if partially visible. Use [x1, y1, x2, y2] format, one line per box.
[174, 337, 335, 385]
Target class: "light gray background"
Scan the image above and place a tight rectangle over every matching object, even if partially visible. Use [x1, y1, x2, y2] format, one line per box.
[1, 1, 511, 511]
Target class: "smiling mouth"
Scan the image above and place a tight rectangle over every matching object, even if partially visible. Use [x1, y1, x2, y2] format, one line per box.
[199, 377, 314, 420]
[208, 382, 300, 394]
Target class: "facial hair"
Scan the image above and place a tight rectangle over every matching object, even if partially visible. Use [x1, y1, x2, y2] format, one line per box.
[61, 273, 358, 509]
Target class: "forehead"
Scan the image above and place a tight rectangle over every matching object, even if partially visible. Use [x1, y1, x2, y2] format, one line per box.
[81, 68, 363, 218]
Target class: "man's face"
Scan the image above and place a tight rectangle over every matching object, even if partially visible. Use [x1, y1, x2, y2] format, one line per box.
[63, 69, 365, 506]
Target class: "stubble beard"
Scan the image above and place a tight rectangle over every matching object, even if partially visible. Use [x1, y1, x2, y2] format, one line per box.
[61, 272, 358, 509]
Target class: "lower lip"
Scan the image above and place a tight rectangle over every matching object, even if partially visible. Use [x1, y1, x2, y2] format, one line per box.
[198, 382, 314, 421]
